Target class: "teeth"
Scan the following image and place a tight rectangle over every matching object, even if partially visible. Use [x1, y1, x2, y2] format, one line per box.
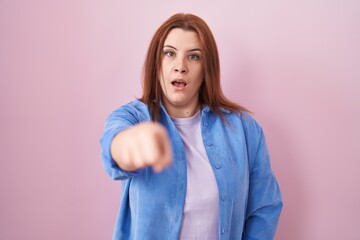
[171, 80, 187, 87]
[172, 80, 186, 84]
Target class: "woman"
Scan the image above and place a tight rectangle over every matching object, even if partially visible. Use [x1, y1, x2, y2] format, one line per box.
[100, 13, 282, 240]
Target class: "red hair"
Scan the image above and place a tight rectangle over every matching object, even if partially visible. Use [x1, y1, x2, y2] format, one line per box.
[140, 13, 250, 120]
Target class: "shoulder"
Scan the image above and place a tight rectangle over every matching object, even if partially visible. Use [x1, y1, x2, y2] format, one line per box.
[107, 99, 152, 124]
[238, 111, 262, 132]
[225, 110, 262, 132]
[221, 110, 264, 146]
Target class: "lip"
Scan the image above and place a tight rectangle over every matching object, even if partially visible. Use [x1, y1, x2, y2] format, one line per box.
[171, 78, 188, 85]
[170, 78, 188, 90]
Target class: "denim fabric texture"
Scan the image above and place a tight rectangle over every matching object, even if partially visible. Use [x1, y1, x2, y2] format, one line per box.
[100, 99, 283, 240]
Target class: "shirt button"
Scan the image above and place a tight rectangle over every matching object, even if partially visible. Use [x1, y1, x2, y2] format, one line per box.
[206, 142, 213, 146]
[221, 195, 227, 201]
[215, 164, 222, 169]
[203, 122, 208, 127]
[221, 228, 226, 234]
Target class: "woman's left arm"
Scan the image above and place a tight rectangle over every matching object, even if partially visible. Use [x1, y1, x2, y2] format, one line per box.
[242, 117, 283, 240]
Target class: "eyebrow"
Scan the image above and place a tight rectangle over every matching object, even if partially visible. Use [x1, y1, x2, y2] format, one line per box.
[163, 45, 202, 52]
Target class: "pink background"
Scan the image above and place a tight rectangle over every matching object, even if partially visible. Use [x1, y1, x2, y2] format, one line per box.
[1, 1, 359, 239]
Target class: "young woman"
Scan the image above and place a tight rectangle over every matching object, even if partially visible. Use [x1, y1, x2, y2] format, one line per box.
[100, 13, 282, 240]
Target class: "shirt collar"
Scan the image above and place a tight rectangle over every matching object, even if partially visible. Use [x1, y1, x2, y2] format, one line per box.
[160, 102, 230, 116]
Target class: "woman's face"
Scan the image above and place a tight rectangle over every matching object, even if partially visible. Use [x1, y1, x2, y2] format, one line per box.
[159, 28, 204, 117]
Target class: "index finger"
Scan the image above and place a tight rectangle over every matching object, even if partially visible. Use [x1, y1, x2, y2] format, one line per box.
[152, 129, 172, 172]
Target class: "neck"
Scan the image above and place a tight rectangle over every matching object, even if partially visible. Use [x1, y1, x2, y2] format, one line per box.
[163, 102, 200, 118]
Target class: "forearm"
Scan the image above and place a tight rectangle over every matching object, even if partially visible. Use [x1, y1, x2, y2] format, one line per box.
[244, 174, 283, 239]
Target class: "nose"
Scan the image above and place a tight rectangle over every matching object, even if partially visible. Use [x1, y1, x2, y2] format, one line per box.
[174, 58, 187, 73]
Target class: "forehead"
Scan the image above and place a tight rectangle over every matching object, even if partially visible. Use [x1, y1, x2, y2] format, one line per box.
[164, 28, 200, 48]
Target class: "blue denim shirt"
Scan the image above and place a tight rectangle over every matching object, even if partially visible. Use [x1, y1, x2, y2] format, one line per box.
[100, 99, 282, 240]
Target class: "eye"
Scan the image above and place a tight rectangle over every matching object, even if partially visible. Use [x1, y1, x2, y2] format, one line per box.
[164, 50, 175, 58]
[189, 53, 200, 61]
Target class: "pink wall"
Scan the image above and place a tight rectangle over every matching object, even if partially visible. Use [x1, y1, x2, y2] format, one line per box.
[1, 1, 359, 239]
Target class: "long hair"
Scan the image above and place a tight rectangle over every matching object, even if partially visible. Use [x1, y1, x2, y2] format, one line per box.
[140, 13, 250, 120]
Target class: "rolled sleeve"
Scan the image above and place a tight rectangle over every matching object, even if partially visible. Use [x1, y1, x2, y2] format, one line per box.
[99, 105, 146, 180]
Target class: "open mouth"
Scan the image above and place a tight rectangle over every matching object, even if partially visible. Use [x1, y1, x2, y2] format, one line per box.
[171, 79, 187, 87]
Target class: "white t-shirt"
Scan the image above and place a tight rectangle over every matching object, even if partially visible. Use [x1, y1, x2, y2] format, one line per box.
[172, 111, 219, 240]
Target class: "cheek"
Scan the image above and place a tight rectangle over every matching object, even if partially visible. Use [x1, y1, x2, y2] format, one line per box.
[158, 64, 169, 83]
[158, 75, 166, 91]
[161, 61, 172, 76]
[194, 66, 204, 83]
